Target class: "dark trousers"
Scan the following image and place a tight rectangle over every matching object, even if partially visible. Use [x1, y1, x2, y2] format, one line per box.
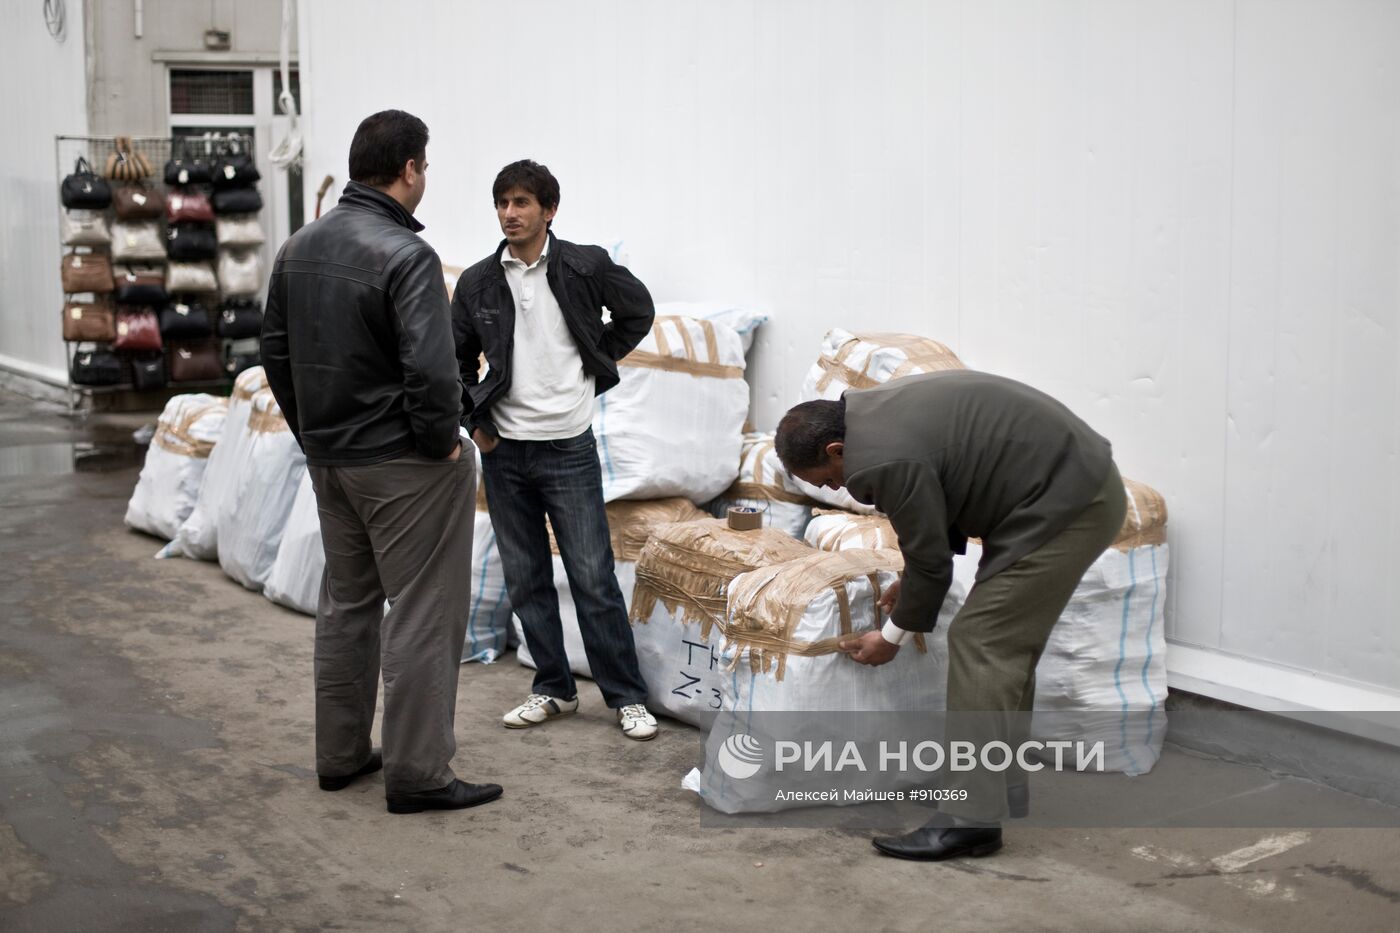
[309, 452, 475, 795]
[482, 428, 648, 708]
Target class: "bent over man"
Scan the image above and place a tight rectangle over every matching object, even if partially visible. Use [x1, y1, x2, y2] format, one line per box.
[263, 110, 502, 814]
[775, 370, 1126, 860]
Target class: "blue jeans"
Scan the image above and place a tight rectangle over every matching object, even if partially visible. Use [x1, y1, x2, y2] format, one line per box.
[481, 428, 648, 708]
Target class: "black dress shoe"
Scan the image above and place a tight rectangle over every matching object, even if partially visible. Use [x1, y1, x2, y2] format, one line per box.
[318, 750, 383, 791]
[386, 779, 504, 814]
[872, 821, 1003, 861]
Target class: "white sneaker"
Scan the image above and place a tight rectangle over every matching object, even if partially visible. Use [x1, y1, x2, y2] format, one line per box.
[503, 693, 578, 729]
[618, 704, 658, 741]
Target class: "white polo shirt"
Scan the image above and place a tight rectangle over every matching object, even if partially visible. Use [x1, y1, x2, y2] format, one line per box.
[492, 240, 596, 440]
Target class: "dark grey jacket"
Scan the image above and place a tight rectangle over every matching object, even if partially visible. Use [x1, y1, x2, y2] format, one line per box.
[262, 182, 462, 466]
[843, 371, 1113, 632]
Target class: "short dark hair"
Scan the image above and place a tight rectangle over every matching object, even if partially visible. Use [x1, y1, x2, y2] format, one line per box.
[492, 160, 560, 226]
[775, 398, 846, 471]
[348, 110, 428, 188]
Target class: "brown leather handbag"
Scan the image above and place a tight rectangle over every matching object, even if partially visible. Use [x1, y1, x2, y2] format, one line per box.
[61, 252, 115, 293]
[62, 300, 117, 342]
[104, 136, 154, 181]
[113, 184, 166, 221]
[113, 308, 162, 352]
[169, 343, 225, 383]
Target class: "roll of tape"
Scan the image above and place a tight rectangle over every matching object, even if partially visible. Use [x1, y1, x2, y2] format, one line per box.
[727, 505, 763, 531]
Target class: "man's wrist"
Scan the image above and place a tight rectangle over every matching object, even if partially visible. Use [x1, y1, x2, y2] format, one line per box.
[880, 619, 910, 646]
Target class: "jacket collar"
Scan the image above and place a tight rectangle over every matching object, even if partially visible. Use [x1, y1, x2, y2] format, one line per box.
[338, 180, 425, 232]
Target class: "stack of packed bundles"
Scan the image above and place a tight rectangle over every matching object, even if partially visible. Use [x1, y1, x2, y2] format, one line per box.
[793, 329, 966, 513]
[514, 497, 708, 677]
[707, 433, 818, 539]
[125, 394, 228, 541]
[167, 366, 269, 559]
[628, 518, 813, 726]
[216, 389, 307, 591]
[1020, 478, 1171, 775]
[688, 548, 965, 814]
[595, 314, 747, 504]
[463, 464, 512, 663]
[262, 470, 321, 615]
[654, 301, 768, 354]
[803, 509, 899, 551]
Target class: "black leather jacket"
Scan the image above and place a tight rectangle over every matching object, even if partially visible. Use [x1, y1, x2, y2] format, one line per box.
[262, 182, 463, 466]
[450, 232, 654, 439]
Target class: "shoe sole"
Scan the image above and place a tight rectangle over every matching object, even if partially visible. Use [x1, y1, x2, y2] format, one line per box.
[621, 728, 658, 742]
[386, 786, 504, 814]
[871, 839, 1004, 861]
[502, 708, 576, 729]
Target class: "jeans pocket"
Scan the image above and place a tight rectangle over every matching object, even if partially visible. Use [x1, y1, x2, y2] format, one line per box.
[546, 429, 595, 453]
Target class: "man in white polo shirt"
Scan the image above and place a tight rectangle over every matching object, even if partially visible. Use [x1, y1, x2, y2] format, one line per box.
[451, 160, 659, 741]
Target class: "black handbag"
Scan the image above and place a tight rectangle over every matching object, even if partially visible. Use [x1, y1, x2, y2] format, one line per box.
[113, 265, 169, 306]
[166, 223, 218, 261]
[71, 347, 124, 386]
[164, 158, 213, 186]
[212, 152, 261, 188]
[159, 301, 213, 340]
[212, 187, 263, 214]
[226, 348, 261, 380]
[130, 355, 167, 390]
[61, 157, 112, 209]
[217, 299, 263, 339]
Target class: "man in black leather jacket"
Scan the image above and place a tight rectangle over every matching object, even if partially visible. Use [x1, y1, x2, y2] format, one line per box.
[262, 110, 502, 814]
[451, 160, 660, 741]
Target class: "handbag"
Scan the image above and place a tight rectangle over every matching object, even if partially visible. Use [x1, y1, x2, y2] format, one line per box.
[212, 152, 260, 188]
[217, 248, 263, 296]
[61, 210, 111, 247]
[62, 300, 117, 342]
[158, 301, 213, 340]
[212, 186, 262, 214]
[113, 184, 166, 220]
[61, 252, 115, 294]
[215, 214, 266, 247]
[113, 264, 168, 305]
[217, 299, 263, 338]
[166, 261, 218, 294]
[169, 343, 226, 383]
[130, 355, 167, 390]
[226, 348, 261, 380]
[166, 190, 215, 224]
[114, 308, 162, 352]
[111, 220, 167, 262]
[166, 223, 218, 261]
[103, 136, 155, 181]
[71, 347, 124, 386]
[164, 158, 213, 186]
[60, 156, 112, 209]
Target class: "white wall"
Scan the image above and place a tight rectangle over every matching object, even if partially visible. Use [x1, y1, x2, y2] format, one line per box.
[0, 1, 90, 383]
[298, 0, 1400, 702]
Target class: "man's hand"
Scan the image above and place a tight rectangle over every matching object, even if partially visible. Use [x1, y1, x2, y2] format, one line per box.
[472, 428, 499, 455]
[838, 630, 900, 667]
[877, 578, 902, 617]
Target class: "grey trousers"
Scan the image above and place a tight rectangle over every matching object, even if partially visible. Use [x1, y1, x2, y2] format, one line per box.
[308, 452, 475, 795]
[941, 462, 1128, 823]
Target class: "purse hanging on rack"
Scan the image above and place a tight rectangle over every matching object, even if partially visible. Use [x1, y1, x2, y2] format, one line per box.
[212, 186, 263, 214]
[170, 343, 226, 383]
[62, 299, 117, 342]
[114, 307, 163, 352]
[113, 183, 166, 220]
[71, 347, 124, 386]
[166, 261, 218, 294]
[111, 220, 168, 262]
[167, 190, 215, 224]
[166, 223, 218, 261]
[113, 264, 168, 305]
[158, 300, 213, 340]
[217, 298, 263, 339]
[215, 214, 266, 247]
[130, 354, 167, 390]
[217, 248, 263, 297]
[212, 143, 260, 188]
[61, 210, 111, 247]
[60, 156, 112, 209]
[61, 252, 115, 294]
[104, 136, 155, 181]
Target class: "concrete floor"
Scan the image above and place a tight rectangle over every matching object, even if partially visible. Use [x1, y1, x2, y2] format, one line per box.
[2, 389, 1399, 933]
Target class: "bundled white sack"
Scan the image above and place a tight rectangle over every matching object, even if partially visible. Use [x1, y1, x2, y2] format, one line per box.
[708, 433, 816, 539]
[514, 498, 707, 678]
[167, 367, 269, 559]
[125, 394, 228, 541]
[217, 389, 307, 592]
[803, 509, 899, 551]
[263, 469, 321, 614]
[595, 314, 747, 503]
[464, 472, 512, 663]
[654, 301, 767, 354]
[628, 519, 814, 727]
[690, 549, 963, 814]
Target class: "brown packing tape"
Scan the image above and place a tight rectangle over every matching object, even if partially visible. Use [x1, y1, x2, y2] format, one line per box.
[620, 315, 745, 380]
[545, 497, 708, 563]
[246, 389, 290, 435]
[809, 512, 901, 552]
[151, 398, 228, 459]
[1115, 478, 1168, 550]
[232, 367, 269, 402]
[721, 437, 820, 506]
[813, 331, 965, 392]
[727, 506, 763, 531]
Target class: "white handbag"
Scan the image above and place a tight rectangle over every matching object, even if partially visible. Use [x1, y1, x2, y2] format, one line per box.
[61, 210, 111, 247]
[110, 220, 167, 261]
[215, 214, 266, 247]
[217, 248, 263, 297]
[166, 261, 218, 293]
